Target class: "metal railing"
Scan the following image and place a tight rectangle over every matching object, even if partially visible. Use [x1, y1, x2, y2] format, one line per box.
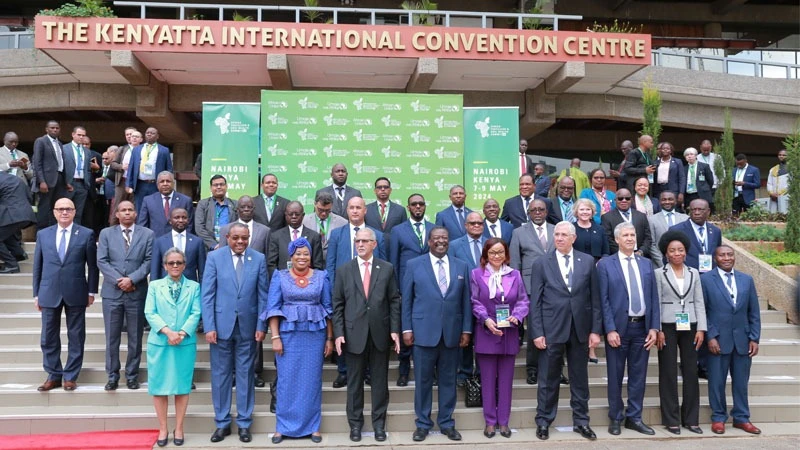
[652, 48, 799, 79]
[0, 31, 34, 49]
[113, 1, 582, 31]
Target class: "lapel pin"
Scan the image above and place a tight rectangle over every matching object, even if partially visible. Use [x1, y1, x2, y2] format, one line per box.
[74, 229, 79, 235]
[375, 265, 380, 269]
[247, 256, 252, 261]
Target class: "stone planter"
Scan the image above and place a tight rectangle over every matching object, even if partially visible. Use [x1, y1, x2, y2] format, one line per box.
[734, 241, 784, 253]
[779, 265, 800, 279]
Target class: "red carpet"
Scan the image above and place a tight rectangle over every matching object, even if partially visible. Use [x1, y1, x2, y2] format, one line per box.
[0, 429, 159, 450]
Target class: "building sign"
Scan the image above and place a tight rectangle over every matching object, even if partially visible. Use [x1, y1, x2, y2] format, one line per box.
[35, 17, 650, 63]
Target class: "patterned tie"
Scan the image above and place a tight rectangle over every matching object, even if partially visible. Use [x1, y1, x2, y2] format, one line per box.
[627, 256, 643, 315]
[563, 201, 574, 222]
[414, 222, 423, 248]
[352, 226, 360, 257]
[564, 254, 572, 290]
[58, 228, 67, 262]
[437, 259, 447, 296]
[726, 272, 735, 305]
[698, 226, 706, 253]
[163, 196, 170, 219]
[380, 203, 386, 229]
[170, 282, 181, 302]
[266, 196, 273, 221]
[235, 253, 244, 284]
[490, 223, 497, 237]
[524, 197, 530, 216]
[622, 210, 630, 221]
[140, 144, 151, 174]
[472, 239, 481, 265]
[123, 228, 131, 252]
[688, 164, 696, 192]
[292, 228, 299, 241]
[75, 146, 83, 178]
[52, 138, 63, 171]
[362, 261, 371, 299]
[537, 226, 547, 249]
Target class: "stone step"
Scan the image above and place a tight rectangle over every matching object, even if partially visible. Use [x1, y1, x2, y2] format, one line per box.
[0, 396, 798, 435]
[1, 375, 797, 410]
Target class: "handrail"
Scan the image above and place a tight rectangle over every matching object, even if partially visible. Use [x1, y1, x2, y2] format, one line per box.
[112, 1, 582, 31]
[652, 48, 799, 79]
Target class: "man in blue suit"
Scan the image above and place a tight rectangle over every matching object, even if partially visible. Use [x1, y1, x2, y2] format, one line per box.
[669, 199, 721, 272]
[33, 198, 99, 391]
[201, 223, 269, 443]
[151, 208, 206, 283]
[702, 246, 762, 435]
[125, 127, 173, 213]
[501, 174, 552, 229]
[434, 185, 471, 240]
[732, 154, 761, 214]
[482, 198, 513, 244]
[326, 196, 386, 387]
[388, 193, 433, 386]
[137, 171, 194, 237]
[533, 163, 551, 198]
[597, 222, 660, 436]
[402, 226, 472, 442]
[62, 126, 92, 225]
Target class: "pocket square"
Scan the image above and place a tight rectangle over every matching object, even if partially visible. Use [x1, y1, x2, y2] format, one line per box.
[457, 275, 464, 280]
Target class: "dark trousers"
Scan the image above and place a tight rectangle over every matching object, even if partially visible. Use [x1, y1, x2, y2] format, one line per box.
[657, 323, 700, 427]
[69, 181, 89, 226]
[102, 295, 145, 382]
[40, 301, 86, 382]
[536, 324, 590, 427]
[133, 181, 157, 214]
[0, 224, 23, 268]
[457, 338, 479, 380]
[345, 333, 390, 430]
[254, 341, 265, 377]
[708, 350, 752, 424]
[413, 338, 458, 430]
[606, 320, 649, 421]
[525, 318, 539, 374]
[732, 195, 750, 213]
[210, 321, 256, 428]
[37, 173, 68, 229]
[398, 339, 412, 377]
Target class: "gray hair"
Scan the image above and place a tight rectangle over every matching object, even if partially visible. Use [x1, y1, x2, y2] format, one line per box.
[157, 171, 174, 181]
[572, 198, 596, 217]
[683, 147, 698, 157]
[163, 247, 185, 263]
[315, 191, 334, 205]
[355, 227, 377, 241]
[613, 221, 637, 239]
[554, 220, 576, 236]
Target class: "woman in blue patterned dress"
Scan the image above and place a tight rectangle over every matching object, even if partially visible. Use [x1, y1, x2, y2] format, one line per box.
[263, 237, 334, 444]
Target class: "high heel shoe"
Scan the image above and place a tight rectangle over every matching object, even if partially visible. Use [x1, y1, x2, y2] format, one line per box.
[173, 429, 184, 446]
[156, 431, 168, 447]
[483, 425, 495, 438]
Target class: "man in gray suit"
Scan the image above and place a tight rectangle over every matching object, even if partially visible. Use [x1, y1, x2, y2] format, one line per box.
[332, 227, 401, 442]
[33, 120, 71, 229]
[269, 201, 324, 277]
[219, 196, 270, 255]
[0, 131, 33, 182]
[649, 191, 689, 267]
[302, 191, 347, 264]
[195, 175, 238, 251]
[97, 200, 154, 390]
[315, 163, 362, 217]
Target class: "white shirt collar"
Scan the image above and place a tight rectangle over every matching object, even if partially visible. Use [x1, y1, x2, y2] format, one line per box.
[119, 224, 135, 233]
[357, 256, 373, 266]
[60, 223, 74, 234]
[429, 253, 449, 266]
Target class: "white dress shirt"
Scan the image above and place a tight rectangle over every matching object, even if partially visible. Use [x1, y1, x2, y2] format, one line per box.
[617, 252, 646, 316]
[717, 267, 738, 305]
[172, 230, 186, 252]
[56, 223, 74, 252]
[428, 253, 450, 287]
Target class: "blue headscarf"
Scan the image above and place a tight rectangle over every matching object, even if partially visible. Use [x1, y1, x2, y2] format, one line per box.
[288, 236, 312, 257]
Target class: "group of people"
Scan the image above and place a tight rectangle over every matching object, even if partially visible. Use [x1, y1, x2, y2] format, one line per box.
[6, 120, 773, 445]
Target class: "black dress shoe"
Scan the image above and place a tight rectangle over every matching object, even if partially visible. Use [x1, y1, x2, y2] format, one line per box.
[483, 426, 495, 438]
[698, 368, 708, 379]
[412, 427, 428, 442]
[255, 376, 266, 388]
[624, 419, 655, 435]
[608, 419, 621, 435]
[536, 425, 549, 440]
[349, 427, 361, 442]
[560, 373, 570, 385]
[332, 373, 347, 388]
[310, 433, 322, 443]
[432, 377, 438, 387]
[499, 426, 511, 438]
[573, 425, 596, 440]
[238, 427, 252, 443]
[191, 382, 196, 390]
[396, 374, 408, 386]
[271, 433, 283, 444]
[683, 425, 703, 434]
[456, 378, 467, 387]
[210, 427, 231, 442]
[16, 252, 28, 261]
[526, 372, 537, 385]
[126, 379, 140, 390]
[441, 427, 462, 441]
[374, 428, 387, 441]
[0, 265, 20, 274]
[666, 426, 681, 435]
[364, 373, 371, 386]
[156, 431, 168, 447]
[104, 380, 118, 391]
[173, 429, 184, 446]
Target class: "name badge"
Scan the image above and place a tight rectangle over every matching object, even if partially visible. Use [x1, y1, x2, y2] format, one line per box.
[647, 173, 654, 184]
[675, 313, 690, 331]
[495, 303, 511, 328]
[144, 161, 155, 176]
[698, 254, 712, 273]
[699, 174, 706, 181]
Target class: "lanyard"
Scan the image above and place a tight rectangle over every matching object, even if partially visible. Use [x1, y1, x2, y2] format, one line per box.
[379, 202, 389, 224]
[315, 215, 329, 234]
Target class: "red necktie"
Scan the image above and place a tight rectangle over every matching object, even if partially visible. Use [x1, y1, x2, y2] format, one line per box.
[163, 196, 170, 218]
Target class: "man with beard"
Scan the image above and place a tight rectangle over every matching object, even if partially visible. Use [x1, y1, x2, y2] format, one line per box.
[365, 177, 407, 236]
[302, 191, 347, 263]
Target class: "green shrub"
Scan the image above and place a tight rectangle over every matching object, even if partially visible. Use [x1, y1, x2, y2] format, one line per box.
[39, 0, 116, 17]
[754, 249, 800, 267]
[723, 224, 784, 242]
[738, 203, 787, 223]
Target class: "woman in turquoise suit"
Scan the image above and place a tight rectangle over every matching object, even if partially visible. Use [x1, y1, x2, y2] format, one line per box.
[145, 247, 202, 447]
[264, 237, 334, 444]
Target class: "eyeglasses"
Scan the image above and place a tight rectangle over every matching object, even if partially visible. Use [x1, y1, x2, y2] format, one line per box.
[409, 201, 426, 207]
[354, 239, 375, 244]
[559, 186, 575, 190]
[488, 250, 505, 256]
[211, 183, 226, 188]
[466, 221, 483, 226]
[165, 261, 185, 267]
[54, 208, 75, 213]
[375, 185, 391, 190]
[616, 196, 632, 201]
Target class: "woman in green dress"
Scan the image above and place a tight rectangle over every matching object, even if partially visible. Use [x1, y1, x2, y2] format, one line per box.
[145, 248, 202, 447]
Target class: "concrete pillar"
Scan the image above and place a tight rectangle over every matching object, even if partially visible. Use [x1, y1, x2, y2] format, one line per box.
[519, 84, 556, 139]
[406, 58, 438, 93]
[267, 54, 292, 91]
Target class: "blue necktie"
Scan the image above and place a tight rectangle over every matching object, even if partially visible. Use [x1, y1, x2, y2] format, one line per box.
[726, 272, 735, 306]
[352, 226, 360, 258]
[456, 208, 465, 231]
[472, 239, 481, 265]
[437, 260, 447, 296]
[235, 254, 244, 284]
[667, 212, 674, 227]
[58, 229, 67, 262]
[627, 256, 643, 315]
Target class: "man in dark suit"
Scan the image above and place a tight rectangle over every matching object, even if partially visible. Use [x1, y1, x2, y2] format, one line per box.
[62, 126, 92, 226]
[601, 189, 652, 257]
[0, 173, 35, 273]
[219, 196, 270, 256]
[502, 174, 552, 229]
[434, 185, 471, 240]
[683, 147, 715, 211]
[252, 173, 288, 231]
[150, 208, 206, 282]
[326, 196, 386, 387]
[388, 193, 433, 386]
[315, 163, 362, 217]
[137, 171, 194, 237]
[33, 121, 71, 229]
[195, 175, 238, 251]
[669, 199, 721, 273]
[597, 222, 660, 436]
[32, 198, 98, 391]
[482, 198, 513, 244]
[125, 127, 173, 213]
[652, 142, 686, 204]
[201, 223, 269, 443]
[94, 147, 118, 229]
[268, 201, 324, 277]
[97, 200, 154, 391]
[530, 221, 602, 441]
[702, 246, 762, 435]
[622, 134, 656, 192]
[547, 176, 577, 224]
[518, 139, 535, 176]
[332, 228, 401, 443]
[732, 153, 761, 213]
[533, 163, 551, 198]
[365, 176, 407, 236]
[402, 226, 472, 442]
[109, 127, 139, 224]
[448, 211, 485, 384]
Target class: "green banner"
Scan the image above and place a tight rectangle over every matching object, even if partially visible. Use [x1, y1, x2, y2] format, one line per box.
[201, 102, 261, 200]
[463, 107, 519, 211]
[260, 91, 463, 215]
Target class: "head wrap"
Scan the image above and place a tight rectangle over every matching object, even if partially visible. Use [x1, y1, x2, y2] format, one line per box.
[288, 236, 312, 257]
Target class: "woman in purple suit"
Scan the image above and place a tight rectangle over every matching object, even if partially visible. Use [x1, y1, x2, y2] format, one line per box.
[469, 237, 530, 439]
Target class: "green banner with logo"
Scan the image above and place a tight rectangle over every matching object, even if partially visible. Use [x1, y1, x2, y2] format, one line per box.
[463, 107, 519, 211]
[201, 102, 261, 200]
[260, 91, 463, 215]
